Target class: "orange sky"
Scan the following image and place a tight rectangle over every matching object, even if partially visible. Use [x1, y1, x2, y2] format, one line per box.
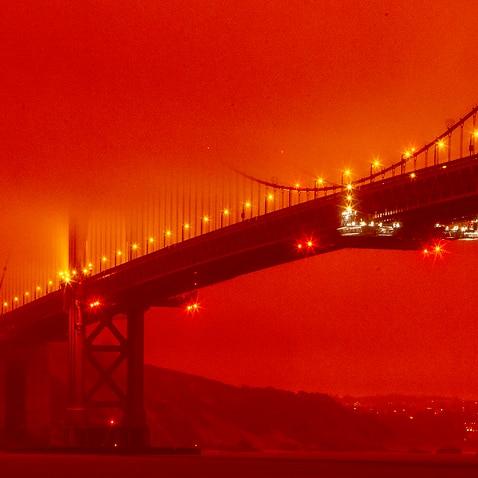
[1, 1, 478, 398]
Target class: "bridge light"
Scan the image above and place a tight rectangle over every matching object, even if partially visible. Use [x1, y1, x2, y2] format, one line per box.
[346, 195, 352, 201]
[181, 224, 190, 241]
[346, 184, 353, 191]
[164, 230, 172, 247]
[115, 251, 122, 267]
[200, 216, 209, 234]
[342, 169, 351, 186]
[437, 140, 445, 148]
[186, 302, 200, 314]
[221, 209, 230, 227]
[410, 172, 416, 179]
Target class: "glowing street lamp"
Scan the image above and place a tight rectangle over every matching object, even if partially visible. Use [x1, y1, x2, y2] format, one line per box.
[115, 250, 122, 267]
[435, 139, 445, 165]
[146, 237, 154, 254]
[182, 224, 190, 241]
[129, 243, 138, 260]
[370, 160, 380, 181]
[342, 169, 351, 187]
[35, 286, 41, 300]
[469, 131, 478, 155]
[264, 194, 274, 214]
[241, 202, 251, 221]
[220, 209, 230, 228]
[200, 216, 209, 235]
[164, 230, 171, 247]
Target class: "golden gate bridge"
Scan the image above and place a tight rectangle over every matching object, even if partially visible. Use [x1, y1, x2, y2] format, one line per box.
[1, 104, 478, 450]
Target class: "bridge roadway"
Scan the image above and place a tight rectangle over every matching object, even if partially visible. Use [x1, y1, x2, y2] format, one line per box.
[2, 154, 478, 342]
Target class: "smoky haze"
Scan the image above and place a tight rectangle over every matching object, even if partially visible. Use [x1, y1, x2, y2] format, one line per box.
[1, 1, 477, 399]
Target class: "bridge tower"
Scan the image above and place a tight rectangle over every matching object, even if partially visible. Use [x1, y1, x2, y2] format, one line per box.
[66, 215, 149, 448]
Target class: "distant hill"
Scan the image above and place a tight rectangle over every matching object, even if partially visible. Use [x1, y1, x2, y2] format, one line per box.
[144, 365, 392, 451]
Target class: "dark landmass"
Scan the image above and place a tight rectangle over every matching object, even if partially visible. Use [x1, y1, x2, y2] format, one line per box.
[142, 366, 478, 453]
[144, 365, 387, 451]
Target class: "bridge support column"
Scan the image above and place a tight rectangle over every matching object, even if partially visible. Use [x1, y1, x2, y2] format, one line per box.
[66, 288, 87, 447]
[123, 306, 149, 447]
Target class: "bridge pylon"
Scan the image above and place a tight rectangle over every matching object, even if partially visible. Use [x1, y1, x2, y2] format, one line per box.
[65, 215, 149, 449]
[65, 291, 150, 448]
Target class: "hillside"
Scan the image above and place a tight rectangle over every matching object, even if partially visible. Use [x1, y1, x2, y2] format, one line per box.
[144, 365, 392, 451]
